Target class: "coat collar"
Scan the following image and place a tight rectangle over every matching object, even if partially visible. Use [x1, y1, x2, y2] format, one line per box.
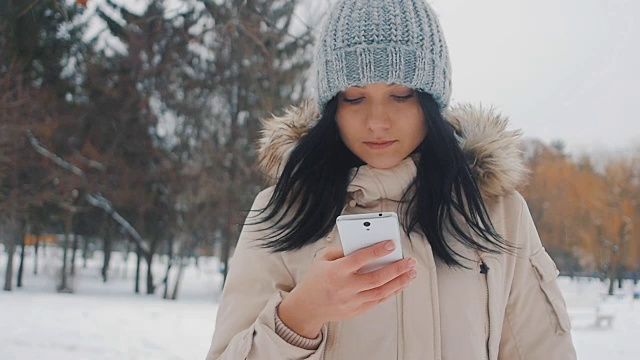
[347, 157, 418, 206]
[257, 99, 527, 202]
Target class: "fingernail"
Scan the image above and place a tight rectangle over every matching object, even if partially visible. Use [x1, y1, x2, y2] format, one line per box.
[409, 270, 417, 279]
[384, 241, 395, 251]
[407, 259, 416, 268]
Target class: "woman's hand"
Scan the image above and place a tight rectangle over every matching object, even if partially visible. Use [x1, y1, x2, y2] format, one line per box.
[277, 240, 417, 338]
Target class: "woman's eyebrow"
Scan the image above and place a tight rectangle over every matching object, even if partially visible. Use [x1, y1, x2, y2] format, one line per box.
[351, 84, 399, 89]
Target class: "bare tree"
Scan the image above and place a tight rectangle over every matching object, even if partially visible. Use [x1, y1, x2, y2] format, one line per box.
[3, 216, 19, 291]
[1, 0, 317, 298]
[16, 223, 27, 287]
[184, 0, 314, 287]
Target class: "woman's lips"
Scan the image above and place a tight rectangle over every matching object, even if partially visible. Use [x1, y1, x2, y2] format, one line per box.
[363, 140, 397, 150]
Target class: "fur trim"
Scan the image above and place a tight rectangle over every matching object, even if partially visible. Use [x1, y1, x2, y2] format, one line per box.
[257, 99, 320, 182]
[445, 104, 528, 201]
[257, 100, 527, 200]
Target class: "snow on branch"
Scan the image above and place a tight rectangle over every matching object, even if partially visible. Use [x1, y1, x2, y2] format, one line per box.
[74, 151, 107, 172]
[27, 130, 150, 256]
[86, 194, 150, 254]
[27, 130, 85, 177]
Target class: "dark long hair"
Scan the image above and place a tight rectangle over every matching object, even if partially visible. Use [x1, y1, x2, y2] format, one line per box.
[252, 91, 512, 267]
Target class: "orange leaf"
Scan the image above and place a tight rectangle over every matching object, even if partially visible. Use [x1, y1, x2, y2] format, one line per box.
[77, 0, 88, 8]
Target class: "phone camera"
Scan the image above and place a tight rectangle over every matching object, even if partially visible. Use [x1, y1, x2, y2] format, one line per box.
[363, 221, 371, 227]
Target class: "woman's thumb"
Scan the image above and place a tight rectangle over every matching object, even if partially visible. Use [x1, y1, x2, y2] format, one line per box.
[316, 246, 344, 261]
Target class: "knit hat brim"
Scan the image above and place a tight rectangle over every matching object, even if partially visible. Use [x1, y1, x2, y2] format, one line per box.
[315, 45, 451, 112]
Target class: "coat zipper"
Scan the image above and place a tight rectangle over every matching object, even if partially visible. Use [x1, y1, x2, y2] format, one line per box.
[322, 322, 334, 360]
[480, 260, 491, 360]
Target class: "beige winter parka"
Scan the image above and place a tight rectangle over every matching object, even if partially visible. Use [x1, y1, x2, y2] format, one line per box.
[205, 102, 577, 360]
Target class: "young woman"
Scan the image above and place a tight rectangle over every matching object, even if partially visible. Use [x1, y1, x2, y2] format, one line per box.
[206, 0, 577, 359]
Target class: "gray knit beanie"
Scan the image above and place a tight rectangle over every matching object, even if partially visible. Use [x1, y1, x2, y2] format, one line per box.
[314, 0, 452, 112]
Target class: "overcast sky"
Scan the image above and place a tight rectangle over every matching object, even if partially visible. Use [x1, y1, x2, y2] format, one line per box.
[99, 0, 639, 154]
[310, 0, 640, 154]
[425, 0, 639, 154]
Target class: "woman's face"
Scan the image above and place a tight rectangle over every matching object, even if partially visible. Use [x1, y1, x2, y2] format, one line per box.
[336, 83, 426, 169]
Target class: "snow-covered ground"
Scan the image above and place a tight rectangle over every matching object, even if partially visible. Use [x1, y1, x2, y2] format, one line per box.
[562, 278, 640, 359]
[0, 246, 221, 360]
[1, 246, 639, 359]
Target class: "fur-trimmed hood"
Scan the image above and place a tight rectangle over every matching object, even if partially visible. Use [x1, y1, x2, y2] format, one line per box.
[257, 100, 527, 201]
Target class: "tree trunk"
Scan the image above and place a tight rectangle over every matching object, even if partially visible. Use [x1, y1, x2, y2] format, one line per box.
[221, 185, 238, 288]
[122, 240, 131, 279]
[617, 265, 624, 289]
[221, 159, 238, 289]
[82, 234, 89, 269]
[16, 221, 27, 288]
[171, 238, 199, 301]
[135, 245, 141, 293]
[145, 253, 155, 294]
[33, 237, 39, 275]
[70, 232, 80, 276]
[608, 276, 615, 295]
[607, 261, 617, 296]
[163, 237, 173, 299]
[58, 212, 73, 293]
[144, 231, 159, 295]
[3, 221, 16, 292]
[220, 87, 241, 289]
[102, 215, 112, 283]
[221, 229, 231, 289]
[171, 255, 185, 300]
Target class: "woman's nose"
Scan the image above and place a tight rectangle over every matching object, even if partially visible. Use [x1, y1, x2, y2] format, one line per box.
[365, 104, 391, 131]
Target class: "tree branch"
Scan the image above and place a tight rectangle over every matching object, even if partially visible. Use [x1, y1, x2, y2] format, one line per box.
[85, 194, 150, 255]
[27, 130, 85, 177]
[27, 130, 150, 257]
[73, 150, 107, 172]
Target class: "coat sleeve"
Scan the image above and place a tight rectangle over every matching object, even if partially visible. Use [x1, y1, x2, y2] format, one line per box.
[498, 193, 577, 359]
[205, 188, 329, 360]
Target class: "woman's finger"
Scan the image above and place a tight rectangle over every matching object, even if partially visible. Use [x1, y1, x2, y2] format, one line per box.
[318, 246, 345, 261]
[355, 257, 415, 291]
[339, 240, 395, 273]
[357, 269, 416, 303]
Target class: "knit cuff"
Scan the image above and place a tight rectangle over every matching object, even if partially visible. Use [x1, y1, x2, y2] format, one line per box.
[274, 305, 323, 350]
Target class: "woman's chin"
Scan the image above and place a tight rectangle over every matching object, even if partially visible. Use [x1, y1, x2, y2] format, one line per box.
[362, 156, 405, 170]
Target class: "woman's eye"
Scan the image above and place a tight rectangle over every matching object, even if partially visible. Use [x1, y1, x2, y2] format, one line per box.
[392, 92, 415, 102]
[342, 97, 364, 104]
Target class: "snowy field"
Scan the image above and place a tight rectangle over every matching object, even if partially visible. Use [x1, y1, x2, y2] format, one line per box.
[0, 247, 221, 360]
[1, 246, 639, 360]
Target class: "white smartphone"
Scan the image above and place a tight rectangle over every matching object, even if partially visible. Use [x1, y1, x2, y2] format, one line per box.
[336, 212, 403, 274]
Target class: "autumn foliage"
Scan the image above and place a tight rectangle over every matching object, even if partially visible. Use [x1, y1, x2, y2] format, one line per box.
[522, 142, 639, 275]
